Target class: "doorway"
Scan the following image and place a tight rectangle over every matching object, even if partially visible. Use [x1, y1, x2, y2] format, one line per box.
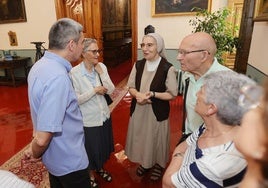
[223, 0, 244, 70]
[54, 0, 137, 67]
[102, 0, 132, 68]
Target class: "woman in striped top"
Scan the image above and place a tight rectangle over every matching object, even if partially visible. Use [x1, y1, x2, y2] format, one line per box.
[163, 70, 256, 188]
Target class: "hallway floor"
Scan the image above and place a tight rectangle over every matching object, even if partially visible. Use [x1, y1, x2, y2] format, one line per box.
[0, 60, 183, 187]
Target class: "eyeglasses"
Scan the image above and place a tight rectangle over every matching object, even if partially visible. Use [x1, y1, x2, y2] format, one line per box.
[178, 49, 210, 56]
[87, 49, 102, 55]
[140, 43, 155, 48]
[238, 84, 263, 110]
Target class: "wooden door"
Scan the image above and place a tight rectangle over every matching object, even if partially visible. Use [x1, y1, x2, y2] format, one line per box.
[54, 0, 137, 66]
[234, 0, 255, 74]
[54, 0, 103, 64]
[223, 0, 244, 69]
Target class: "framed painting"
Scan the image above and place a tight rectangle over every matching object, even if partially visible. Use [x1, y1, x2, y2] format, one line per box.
[152, 0, 212, 17]
[254, 0, 268, 21]
[0, 0, 27, 24]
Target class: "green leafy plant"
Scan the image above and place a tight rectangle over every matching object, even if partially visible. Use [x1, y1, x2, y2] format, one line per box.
[189, 7, 239, 64]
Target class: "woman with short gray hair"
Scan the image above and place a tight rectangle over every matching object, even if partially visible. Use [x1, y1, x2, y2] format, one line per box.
[70, 38, 115, 188]
[163, 70, 255, 188]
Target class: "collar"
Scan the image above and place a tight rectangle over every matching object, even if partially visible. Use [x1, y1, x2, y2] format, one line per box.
[44, 51, 72, 72]
[81, 62, 96, 76]
[185, 58, 220, 82]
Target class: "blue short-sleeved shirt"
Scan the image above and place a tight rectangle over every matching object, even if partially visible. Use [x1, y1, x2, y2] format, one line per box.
[27, 51, 89, 176]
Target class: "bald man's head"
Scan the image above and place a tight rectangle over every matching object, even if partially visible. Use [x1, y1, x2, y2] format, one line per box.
[183, 32, 217, 56]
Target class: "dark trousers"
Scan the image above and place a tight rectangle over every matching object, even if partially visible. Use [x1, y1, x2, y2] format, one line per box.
[49, 168, 90, 188]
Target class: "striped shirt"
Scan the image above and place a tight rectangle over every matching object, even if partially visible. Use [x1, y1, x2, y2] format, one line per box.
[171, 125, 247, 187]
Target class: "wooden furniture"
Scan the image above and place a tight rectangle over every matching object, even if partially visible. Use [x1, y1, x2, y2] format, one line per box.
[103, 28, 131, 41]
[103, 37, 132, 67]
[0, 57, 30, 87]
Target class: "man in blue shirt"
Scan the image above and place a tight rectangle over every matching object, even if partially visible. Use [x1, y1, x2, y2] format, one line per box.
[25, 18, 90, 188]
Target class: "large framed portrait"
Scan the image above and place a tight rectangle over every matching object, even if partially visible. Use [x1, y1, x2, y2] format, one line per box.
[254, 0, 268, 21]
[151, 0, 212, 17]
[0, 0, 27, 24]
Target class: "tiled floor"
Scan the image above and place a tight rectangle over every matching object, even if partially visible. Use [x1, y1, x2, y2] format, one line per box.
[0, 61, 183, 187]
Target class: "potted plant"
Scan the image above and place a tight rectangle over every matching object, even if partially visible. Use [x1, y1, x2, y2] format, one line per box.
[189, 7, 239, 64]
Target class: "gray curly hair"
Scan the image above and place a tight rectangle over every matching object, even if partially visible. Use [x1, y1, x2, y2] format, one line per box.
[203, 70, 256, 125]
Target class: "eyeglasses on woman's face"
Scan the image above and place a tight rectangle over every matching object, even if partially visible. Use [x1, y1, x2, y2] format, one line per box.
[86, 49, 102, 55]
[140, 43, 155, 48]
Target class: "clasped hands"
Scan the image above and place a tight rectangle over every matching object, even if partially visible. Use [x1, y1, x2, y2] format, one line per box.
[136, 91, 153, 104]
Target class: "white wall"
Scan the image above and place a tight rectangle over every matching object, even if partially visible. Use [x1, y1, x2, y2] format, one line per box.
[2, 0, 266, 77]
[0, 0, 227, 50]
[137, 0, 227, 49]
[0, 0, 57, 50]
[248, 22, 268, 75]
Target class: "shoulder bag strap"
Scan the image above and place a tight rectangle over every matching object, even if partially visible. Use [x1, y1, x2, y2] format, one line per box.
[182, 77, 190, 133]
[97, 72, 103, 86]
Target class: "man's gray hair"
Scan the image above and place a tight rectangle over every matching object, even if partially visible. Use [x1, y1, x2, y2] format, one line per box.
[48, 18, 83, 50]
[204, 70, 256, 125]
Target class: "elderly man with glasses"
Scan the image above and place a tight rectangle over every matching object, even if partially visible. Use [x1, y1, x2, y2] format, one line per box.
[177, 32, 230, 144]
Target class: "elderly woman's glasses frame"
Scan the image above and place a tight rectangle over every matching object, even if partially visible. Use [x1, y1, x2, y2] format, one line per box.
[140, 43, 155, 48]
[87, 49, 102, 55]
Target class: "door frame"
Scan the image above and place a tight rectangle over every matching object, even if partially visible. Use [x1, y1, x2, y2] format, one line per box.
[234, 0, 255, 74]
[54, 0, 138, 66]
[131, 0, 137, 65]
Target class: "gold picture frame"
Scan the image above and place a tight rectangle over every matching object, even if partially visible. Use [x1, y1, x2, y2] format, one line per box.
[152, 0, 212, 17]
[254, 0, 268, 21]
[0, 0, 27, 24]
[8, 31, 18, 46]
